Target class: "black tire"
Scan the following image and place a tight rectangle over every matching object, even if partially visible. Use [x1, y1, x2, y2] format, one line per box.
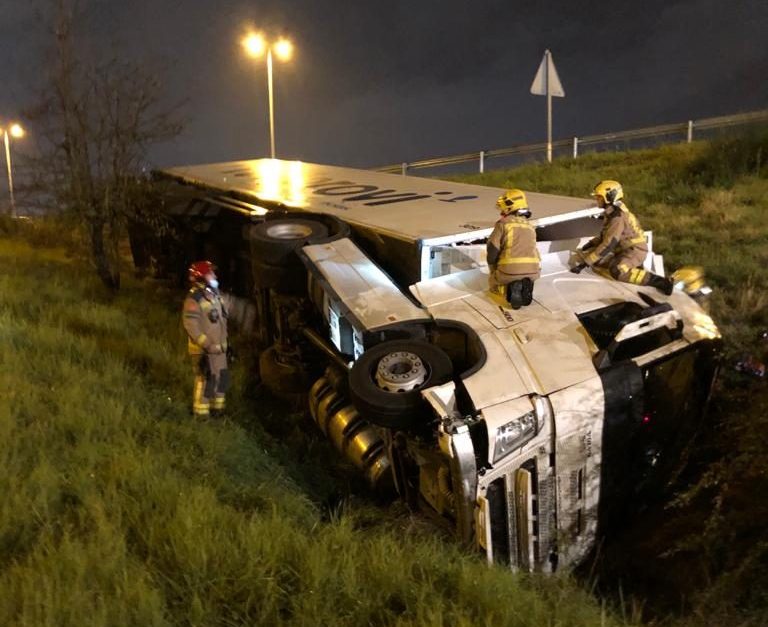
[252, 257, 308, 294]
[250, 218, 329, 266]
[349, 340, 453, 430]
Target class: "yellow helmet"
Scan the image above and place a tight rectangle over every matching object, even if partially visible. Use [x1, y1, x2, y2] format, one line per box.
[592, 180, 623, 204]
[496, 189, 530, 216]
[671, 266, 707, 295]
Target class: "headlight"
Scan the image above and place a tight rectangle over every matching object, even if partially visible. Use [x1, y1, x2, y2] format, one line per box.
[493, 411, 537, 463]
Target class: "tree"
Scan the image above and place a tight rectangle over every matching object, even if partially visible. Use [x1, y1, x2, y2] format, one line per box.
[26, 0, 183, 289]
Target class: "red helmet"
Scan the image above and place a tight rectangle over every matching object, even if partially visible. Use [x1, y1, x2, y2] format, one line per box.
[188, 260, 215, 284]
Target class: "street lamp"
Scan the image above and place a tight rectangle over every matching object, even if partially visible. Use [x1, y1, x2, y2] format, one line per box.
[0, 122, 25, 218]
[242, 31, 294, 159]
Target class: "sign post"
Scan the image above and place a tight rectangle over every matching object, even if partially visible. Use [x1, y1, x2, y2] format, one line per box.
[530, 49, 565, 163]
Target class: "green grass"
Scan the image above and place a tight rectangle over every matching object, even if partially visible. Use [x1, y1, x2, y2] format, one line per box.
[0, 239, 629, 626]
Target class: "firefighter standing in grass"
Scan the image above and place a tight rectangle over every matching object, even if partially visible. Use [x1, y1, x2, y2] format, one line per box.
[182, 261, 230, 417]
[577, 180, 673, 295]
[486, 189, 541, 309]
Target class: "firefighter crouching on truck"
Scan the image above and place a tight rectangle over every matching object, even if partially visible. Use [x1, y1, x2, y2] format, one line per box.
[182, 261, 230, 418]
[575, 180, 673, 295]
[487, 189, 541, 309]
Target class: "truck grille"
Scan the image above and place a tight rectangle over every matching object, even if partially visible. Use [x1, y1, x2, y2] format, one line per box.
[487, 459, 544, 570]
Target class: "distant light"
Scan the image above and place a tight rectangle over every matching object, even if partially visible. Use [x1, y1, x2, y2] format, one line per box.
[242, 32, 266, 58]
[9, 124, 24, 138]
[642, 414, 651, 425]
[273, 38, 293, 61]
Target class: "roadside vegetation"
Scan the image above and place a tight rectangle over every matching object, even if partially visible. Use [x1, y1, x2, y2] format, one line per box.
[0, 233, 628, 626]
[1, 130, 766, 626]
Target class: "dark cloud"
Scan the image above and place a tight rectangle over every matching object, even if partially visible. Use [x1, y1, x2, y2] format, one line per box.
[1, 0, 766, 168]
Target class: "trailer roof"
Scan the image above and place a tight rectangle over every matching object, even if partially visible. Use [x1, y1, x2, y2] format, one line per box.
[159, 159, 599, 244]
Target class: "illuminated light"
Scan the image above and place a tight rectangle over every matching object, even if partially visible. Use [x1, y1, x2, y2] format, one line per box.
[642, 414, 651, 425]
[242, 32, 266, 58]
[256, 159, 282, 201]
[288, 160, 305, 204]
[9, 124, 24, 138]
[273, 38, 293, 61]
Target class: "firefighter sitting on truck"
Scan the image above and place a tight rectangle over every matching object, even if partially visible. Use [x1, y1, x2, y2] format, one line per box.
[182, 261, 230, 418]
[486, 189, 541, 309]
[576, 180, 673, 295]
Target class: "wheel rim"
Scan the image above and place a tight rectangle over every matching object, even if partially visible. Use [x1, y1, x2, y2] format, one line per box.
[374, 351, 427, 393]
[266, 222, 314, 240]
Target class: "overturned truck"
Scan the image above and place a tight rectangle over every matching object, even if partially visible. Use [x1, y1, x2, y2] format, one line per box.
[145, 159, 721, 571]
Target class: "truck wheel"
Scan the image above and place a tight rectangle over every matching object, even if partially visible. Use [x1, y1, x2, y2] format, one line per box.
[250, 218, 329, 265]
[349, 340, 453, 430]
[252, 258, 308, 294]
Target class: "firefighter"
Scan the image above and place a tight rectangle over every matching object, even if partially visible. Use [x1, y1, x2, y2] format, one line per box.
[182, 261, 230, 417]
[486, 189, 541, 309]
[577, 180, 673, 295]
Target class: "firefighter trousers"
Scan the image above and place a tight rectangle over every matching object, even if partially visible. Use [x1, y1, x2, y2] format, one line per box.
[595, 247, 653, 286]
[191, 352, 230, 417]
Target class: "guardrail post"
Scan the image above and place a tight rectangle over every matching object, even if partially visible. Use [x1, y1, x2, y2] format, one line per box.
[479, 150, 485, 173]
[687, 120, 693, 143]
[401, 162, 408, 176]
[573, 137, 579, 158]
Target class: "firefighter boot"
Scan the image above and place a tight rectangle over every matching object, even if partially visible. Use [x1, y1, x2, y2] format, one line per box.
[649, 274, 674, 296]
[506, 281, 525, 310]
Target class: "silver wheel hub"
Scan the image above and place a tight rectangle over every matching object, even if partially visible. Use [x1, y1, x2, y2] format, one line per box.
[266, 222, 313, 240]
[375, 351, 427, 393]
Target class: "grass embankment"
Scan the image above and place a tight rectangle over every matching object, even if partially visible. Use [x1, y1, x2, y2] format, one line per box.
[0, 237, 627, 626]
[456, 132, 768, 625]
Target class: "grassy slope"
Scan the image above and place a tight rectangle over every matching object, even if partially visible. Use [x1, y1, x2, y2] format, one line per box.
[0, 238, 628, 626]
[455, 133, 768, 624]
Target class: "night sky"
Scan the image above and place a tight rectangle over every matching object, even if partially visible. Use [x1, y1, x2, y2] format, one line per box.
[1, 0, 767, 169]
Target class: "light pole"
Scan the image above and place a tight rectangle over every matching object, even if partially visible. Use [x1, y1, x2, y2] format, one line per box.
[0, 123, 24, 218]
[242, 32, 294, 159]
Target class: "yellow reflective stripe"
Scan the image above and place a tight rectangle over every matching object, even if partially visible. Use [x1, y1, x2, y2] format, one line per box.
[497, 255, 540, 264]
[621, 235, 646, 249]
[502, 223, 535, 236]
[212, 397, 226, 409]
[193, 374, 210, 415]
[629, 268, 648, 284]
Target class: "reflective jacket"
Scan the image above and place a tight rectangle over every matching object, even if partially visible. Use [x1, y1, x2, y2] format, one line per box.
[182, 285, 228, 355]
[486, 214, 541, 280]
[583, 203, 648, 266]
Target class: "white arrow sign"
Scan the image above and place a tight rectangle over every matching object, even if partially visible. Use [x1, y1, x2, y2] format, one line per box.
[530, 49, 565, 163]
[530, 49, 565, 97]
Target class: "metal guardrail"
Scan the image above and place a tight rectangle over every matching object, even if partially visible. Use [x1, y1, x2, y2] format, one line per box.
[376, 109, 768, 175]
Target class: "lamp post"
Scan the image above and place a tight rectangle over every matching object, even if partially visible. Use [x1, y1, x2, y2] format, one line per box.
[242, 32, 294, 159]
[0, 123, 24, 218]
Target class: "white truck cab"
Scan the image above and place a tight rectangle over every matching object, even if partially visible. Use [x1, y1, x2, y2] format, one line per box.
[152, 159, 721, 571]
